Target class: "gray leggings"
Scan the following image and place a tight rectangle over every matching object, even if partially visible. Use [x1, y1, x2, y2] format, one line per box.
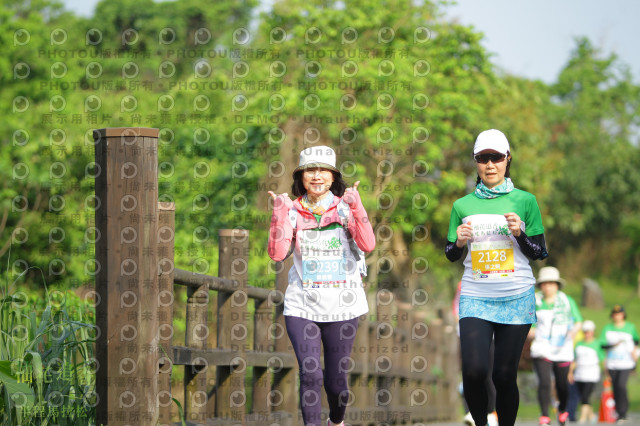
[285, 315, 359, 426]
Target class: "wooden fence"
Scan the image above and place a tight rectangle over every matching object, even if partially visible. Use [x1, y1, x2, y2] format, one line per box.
[94, 127, 460, 426]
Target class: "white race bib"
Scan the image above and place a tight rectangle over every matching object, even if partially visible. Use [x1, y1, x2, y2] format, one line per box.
[299, 228, 348, 289]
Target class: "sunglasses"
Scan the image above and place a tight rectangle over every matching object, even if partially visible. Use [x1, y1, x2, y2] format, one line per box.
[474, 153, 508, 164]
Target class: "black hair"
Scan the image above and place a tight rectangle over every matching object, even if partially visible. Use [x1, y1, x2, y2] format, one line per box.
[475, 152, 511, 185]
[291, 171, 347, 197]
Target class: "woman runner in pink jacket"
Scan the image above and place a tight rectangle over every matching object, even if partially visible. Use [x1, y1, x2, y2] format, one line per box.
[268, 145, 375, 426]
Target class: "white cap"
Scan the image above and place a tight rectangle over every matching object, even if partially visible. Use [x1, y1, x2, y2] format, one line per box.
[473, 129, 510, 155]
[293, 145, 339, 175]
[582, 320, 596, 332]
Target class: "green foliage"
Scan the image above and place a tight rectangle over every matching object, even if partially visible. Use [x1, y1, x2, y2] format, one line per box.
[1, 0, 640, 368]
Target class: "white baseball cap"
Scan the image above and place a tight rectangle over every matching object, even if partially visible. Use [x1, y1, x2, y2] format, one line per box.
[473, 129, 510, 155]
[582, 320, 596, 332]
[293, 145, 340, 175]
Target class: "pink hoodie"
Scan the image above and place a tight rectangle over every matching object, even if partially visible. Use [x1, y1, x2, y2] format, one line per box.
[268, 191, 375, 262]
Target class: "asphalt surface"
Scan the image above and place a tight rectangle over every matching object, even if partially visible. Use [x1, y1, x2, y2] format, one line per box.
[427, 419, 633, 426]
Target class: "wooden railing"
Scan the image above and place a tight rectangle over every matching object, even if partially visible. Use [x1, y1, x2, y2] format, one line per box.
[94, 127, 460, 426]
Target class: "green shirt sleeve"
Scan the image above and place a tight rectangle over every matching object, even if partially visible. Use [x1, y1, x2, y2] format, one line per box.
[524, 194, 545, 236]
[597, 344, 606, 361]
[567, 296, 583, 323]
[447, 203, 462, 243]
[631, 323, 640, 342]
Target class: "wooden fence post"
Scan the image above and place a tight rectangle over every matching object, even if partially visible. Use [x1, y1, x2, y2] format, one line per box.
[273, 257, 297, 419]
[184, 281, 209, 423]
[217, 229, 249, 422]
[375, 289, 394, 422]
[157, 202, 175, 425]
[94, 127, 160, 426]
[396, 302, 412, 419]
[251, 296, 272, 418]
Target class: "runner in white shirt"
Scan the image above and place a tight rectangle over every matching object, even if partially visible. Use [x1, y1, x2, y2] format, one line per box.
[568, 320, 603, 423]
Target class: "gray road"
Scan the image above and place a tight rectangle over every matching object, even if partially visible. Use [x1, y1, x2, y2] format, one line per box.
[427, 420, 633, 426]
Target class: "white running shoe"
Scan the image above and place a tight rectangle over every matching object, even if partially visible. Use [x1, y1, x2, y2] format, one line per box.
[463, 412, 476, 426]
[487, 412, 498, 426]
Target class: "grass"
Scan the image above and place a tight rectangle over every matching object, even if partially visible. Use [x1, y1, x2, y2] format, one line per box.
[0, 264, 97, 425]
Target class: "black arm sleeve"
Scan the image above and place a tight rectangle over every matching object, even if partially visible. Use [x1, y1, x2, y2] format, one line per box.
[515, 232, 549, 260]
[445, 240, 464, 262]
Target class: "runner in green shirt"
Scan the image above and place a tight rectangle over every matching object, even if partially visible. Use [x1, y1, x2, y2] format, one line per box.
[445, 129, 548, 426]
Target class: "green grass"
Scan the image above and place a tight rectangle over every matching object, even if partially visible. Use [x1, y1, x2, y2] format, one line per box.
[0, 266, 97, 425]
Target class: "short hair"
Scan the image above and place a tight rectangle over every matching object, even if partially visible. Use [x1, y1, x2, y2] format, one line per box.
[291, 171, 347, 197]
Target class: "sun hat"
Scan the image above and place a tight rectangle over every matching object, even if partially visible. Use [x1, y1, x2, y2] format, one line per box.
[582, 320, 596, 332]
[536, 266, 566, 288]
[473, 129, 510, 155]
[293, 145, 340, 175]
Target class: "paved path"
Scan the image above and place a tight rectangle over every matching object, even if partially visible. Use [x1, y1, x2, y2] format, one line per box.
[427, 419, 634, 426]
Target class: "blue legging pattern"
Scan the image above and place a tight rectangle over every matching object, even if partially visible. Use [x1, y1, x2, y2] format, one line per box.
[285, 315, 359, 426]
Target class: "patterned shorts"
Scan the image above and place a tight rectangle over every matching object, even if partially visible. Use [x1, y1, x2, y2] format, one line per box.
[459, 286, 537, 324]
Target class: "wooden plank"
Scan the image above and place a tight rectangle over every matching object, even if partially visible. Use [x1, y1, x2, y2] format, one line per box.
[374, 290, 394, 418]
[93, 127, 159, 138]
[216, 229, 249, 421]
[172, 347, 295, 369]
[157, 202, 175, 425]
[272, 257, 298, 416]
[252, 298, 273, 415]
[184, 282, 209, 424]
[95, 128, 159, 426]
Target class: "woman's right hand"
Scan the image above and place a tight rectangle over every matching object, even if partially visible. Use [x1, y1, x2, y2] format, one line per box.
[268, 191, 293, 211]
[456, 222, 473, 248]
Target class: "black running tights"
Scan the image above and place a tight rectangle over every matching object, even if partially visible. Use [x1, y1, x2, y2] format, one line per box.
[460, 317, 531, 426]
[609, 368, 633, 419]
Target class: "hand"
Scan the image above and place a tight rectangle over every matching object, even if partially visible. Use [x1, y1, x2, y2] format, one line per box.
[343, 181, 360, 208]
[567, 371, 574, 384]
[456, 221, 473, 248]
[267, 191, 293, 211]
[504, 213, 522, 237]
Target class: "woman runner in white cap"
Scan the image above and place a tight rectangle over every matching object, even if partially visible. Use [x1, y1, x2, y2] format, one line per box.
[446, 129, 549, 426]
[568, 320, 603, 423]
[267, 145, 375, 426]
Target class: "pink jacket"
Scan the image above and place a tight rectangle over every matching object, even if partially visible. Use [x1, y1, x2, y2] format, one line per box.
[268, 192, 376, 262]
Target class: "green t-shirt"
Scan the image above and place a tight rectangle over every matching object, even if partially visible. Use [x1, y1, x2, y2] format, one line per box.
[447, 189, 545, 297]
[599, 322, 640, 370]
[447, 189, 544, 242]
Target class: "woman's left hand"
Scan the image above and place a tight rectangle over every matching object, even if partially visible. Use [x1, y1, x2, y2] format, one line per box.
[343, 181, 360, 208]
[504, 212, 522, 237]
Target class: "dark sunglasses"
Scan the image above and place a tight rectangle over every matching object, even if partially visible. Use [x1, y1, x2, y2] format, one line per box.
[474, 153, 508, 164]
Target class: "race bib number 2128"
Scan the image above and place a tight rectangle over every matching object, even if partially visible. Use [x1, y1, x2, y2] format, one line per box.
[470, 240, 515, 278]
